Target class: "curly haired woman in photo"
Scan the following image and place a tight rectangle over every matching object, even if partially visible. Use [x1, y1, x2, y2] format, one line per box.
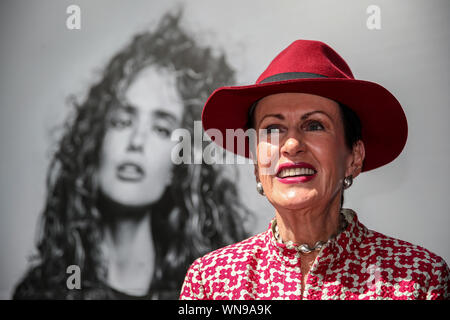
[13, 11, 250, 300]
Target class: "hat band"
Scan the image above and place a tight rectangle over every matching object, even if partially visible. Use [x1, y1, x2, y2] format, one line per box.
[259, 72, 327, 84]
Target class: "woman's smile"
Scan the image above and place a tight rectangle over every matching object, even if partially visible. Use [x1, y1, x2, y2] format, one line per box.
[275, 161, 317, 184]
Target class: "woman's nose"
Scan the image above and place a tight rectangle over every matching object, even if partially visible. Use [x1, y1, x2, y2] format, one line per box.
[127, 125, 146, 152]
[280, 133, 305, 157]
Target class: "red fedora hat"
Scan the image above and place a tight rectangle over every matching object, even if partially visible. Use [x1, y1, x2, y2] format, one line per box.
[202, 39, 408, 172]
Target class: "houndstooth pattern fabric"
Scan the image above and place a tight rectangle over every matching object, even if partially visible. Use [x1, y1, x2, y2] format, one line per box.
[180, 209, 449, 300]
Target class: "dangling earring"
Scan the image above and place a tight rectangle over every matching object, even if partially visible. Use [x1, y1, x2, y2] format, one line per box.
[343, 175, 353, 189]
[256, 182, 265, 196]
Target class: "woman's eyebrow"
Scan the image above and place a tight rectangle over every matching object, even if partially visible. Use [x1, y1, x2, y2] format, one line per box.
[301, 110, 332, 121]
[257, 114, 284, 127]
[120, 104, 137, 114]
[119, 105, 178, 123]
[258, 110, 332, 127]
[153, 109, 178, 123]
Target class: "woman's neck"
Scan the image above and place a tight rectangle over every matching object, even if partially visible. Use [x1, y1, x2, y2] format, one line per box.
[100, 201, 155, 296]
[274, 194, 342, 248]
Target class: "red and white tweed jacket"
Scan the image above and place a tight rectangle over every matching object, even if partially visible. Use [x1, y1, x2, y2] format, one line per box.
[180, 209, 449, 300]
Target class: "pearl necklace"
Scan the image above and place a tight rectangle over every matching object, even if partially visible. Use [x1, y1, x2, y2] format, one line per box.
[273, 212, 348, 254]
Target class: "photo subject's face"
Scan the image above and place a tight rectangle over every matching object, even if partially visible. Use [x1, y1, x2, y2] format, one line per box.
[254, 93, 353, 211]
[98, 66, 183, 208]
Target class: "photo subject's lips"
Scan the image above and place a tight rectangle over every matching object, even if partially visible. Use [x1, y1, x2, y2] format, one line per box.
[275, 162, 317, 184]
[116, 161, 146, 182]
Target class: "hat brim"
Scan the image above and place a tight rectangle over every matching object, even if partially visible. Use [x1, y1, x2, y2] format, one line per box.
[202, 78, 408, 172]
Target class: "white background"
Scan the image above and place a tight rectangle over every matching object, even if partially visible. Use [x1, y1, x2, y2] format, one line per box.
[0, 0, 449, 298]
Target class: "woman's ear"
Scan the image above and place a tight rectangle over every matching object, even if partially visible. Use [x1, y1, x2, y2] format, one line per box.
[346, 140, 365, 178]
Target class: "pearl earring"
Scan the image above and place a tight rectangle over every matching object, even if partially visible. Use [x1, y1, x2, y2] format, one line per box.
[256, 182, 265, 196]
[343, 175, 353, 189]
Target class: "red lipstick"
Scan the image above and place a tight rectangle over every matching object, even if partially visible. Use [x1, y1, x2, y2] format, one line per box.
[275, 162, 317, 184]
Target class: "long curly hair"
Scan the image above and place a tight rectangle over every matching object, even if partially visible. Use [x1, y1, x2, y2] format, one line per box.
[13, 11, 251, 300]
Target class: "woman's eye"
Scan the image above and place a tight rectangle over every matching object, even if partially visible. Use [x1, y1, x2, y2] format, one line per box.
[265, 125, 282, 134]
[153, 125, 171, 138]
[110, 117, 132, 129]
[304, 120, 324, 131]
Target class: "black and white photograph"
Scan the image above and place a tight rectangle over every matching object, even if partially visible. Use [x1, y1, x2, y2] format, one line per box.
[0, 0, 449, 301]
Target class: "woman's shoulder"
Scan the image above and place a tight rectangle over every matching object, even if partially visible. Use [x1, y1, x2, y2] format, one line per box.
[363, 228, 447, 266]
[12, 264, 54, 299]
[362, 227, 449, 297]
[180, 230, 270, 299]
[12, 264, 115, 300]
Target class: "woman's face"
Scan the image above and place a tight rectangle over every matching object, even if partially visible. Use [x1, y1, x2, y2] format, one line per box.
[253, 93, 363, 212]
[98, 66, 183, 207]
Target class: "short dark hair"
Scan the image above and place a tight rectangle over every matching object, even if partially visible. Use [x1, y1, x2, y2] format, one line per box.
[338, 102, 362, 150]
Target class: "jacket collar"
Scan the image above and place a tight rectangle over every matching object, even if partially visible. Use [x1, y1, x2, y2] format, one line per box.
[266, 208, 368, 267]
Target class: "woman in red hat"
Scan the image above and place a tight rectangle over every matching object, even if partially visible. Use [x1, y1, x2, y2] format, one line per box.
[180, 40, 449, 300]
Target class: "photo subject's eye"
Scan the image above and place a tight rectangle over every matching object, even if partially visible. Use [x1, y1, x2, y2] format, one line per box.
[152, 125, 171, 138]
[304, 120, 324, 131]
[110, 117, 133, 129]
